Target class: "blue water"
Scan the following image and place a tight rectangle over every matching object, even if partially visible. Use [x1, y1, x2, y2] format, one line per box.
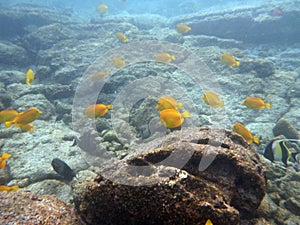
[1, 0, 266, 19]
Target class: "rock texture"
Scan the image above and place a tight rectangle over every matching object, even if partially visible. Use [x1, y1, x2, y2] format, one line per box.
[257, 156, 300, 224]
[0, 191, 83, 225]
[73, 127, 266, 225]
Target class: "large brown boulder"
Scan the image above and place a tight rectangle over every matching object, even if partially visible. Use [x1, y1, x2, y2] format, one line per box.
[73, 127, 266, 225]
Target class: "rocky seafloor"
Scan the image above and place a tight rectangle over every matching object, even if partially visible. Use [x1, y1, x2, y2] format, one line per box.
[0, 1, 300, 224]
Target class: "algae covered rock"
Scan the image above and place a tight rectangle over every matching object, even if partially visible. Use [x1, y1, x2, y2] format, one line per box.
[272, 118, 300, 139]
[73, 127, 266, 225]
[0, 191, 83, 225]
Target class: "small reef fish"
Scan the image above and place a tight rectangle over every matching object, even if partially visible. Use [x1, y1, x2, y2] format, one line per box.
[160, 109, 191, 129]
[91, 71, 110, 81]
[113, 56, 126, 68]
[156, 96, 183, 111]
[0, 185, 19, 192]
[176, 23, 191, 34]
[0, 152, 11, 169]
[5, 107, 42, 128]
[84, 104, 113, 118]
[232, 122, 260, 144]
[263, 139, 291, 166]
[205, 219, 213, 225]
[116, 32, 128, 43]
[97, 4, 108, 15]
[19, 123, 35, 132]
[220, 53, 240, 67]
[51, 158, 75, 181]
[242, 97, 271, 110]
[202, 91, 224, 108]
[156, 52, 176, 63]
[25, 68, 35, 85]
[0, 109, 19, 123]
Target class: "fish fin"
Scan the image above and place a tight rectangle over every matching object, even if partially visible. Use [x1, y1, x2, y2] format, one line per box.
[182, 111, 191, 118]
[2, 153, 11, 159]
[4, 121, 14, 128]
[253, 137, 260, 144]
[0, 160, 6, 169]
[205, 219, 213, 225]
[177, 102, 184, 108]
[265, 103, 271, 108]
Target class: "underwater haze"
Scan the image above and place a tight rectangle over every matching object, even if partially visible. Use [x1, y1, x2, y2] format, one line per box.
[0, 0, 300, 224]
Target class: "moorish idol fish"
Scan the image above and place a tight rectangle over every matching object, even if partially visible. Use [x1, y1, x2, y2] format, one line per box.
[263, 139, 300, 166]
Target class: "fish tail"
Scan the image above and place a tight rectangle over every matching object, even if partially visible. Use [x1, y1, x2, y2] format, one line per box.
[4, 121, 14, 128]
[11, 185, 19, 191]
[171, 55, 176, 60]
[107, 104, 113, 109]
[182, 111, 191, 118]
[236, 61, 240, 66]
[220, 101, 225, 107]
[253, 137, 260, 144]
[265, 103, 271, 109]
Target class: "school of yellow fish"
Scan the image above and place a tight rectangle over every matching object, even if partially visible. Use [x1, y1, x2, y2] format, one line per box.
[0, 5, 280, 224]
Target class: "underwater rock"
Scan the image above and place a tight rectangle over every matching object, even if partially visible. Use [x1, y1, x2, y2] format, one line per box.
[0, 42, 29, 66]
[238, 59, 275, 78]
[0, 166, 11, 185]
[258, 155, 300, 224]
[0, 191, 82, 224]
[0, 5, 72, 39]
[13, 93, 55, 121]
[55, 100, 72, 122]
[174, 2, 300, 44]
[273, 118, 300, 139]
[3, 120, 88, 185]
[285, 196, 300, 216]
[0, 70, 25, 86]
[73, 127, 266, 225]
[102, 130, 120, 143]
[27, 179, 73, 203]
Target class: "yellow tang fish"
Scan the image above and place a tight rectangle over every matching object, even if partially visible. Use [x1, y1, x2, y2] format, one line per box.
[202, 91, 224, 108]
[0, 185, 19, 192]
[156, 96, 183, 111]
[0, 109, 19, 123]
[5, 107, 42, 128]
[113, 56, 126, 68]
[84, 104, 113, 118]
[232, 122, 259, 144]
[97, 4, 108, 15]
[91, 71, 110, 81]
[176, 23, 191, 34]
[156, 52, 176, 63]
[0, 152, 11, 169]
[116, 32, 128, 43]
[220, 53, 240, 67]
[242, 97, 271, 110]
[25, 68, 35, 85]
[160, 109, 191, 129]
